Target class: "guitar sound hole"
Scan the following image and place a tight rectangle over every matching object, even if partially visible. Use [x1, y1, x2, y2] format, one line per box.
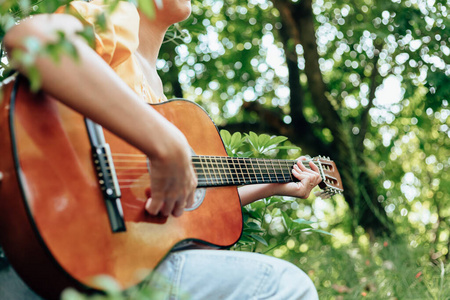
[184, 188, 206, 211]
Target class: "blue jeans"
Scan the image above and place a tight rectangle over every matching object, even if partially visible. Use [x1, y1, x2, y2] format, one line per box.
[0, 250, 318, 299]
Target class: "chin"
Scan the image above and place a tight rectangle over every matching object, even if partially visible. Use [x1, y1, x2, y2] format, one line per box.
[158, 0, 192, 24]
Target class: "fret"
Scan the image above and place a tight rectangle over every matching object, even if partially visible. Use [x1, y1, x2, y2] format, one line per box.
[213, 157, 223, 185]
[241, 158, 251, 184]
[210, 157, 223, 185]
[232, 157, 242, 184]
[287, 160, 295, 182]
[270, 159, 279, 182]
[194, 157, 207, 186]
[223, 157, 234, 185]
[248, 158, 259, 184]
[270, 159, 282, 183]
[238, 158, 251, 184]
[262, 159, 272, 182]
[228, 157, 239, 185]
[204, 156, 215, 186]
[278, 160, 287, 182]
[255, 158, 265, 183]
[218, 157, 228, 185]
[236, 158, 248, 184]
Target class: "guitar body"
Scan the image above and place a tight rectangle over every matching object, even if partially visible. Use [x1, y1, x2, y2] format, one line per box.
[0, 78, 243, 299]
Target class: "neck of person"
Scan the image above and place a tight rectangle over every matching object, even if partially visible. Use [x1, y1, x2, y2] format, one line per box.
[136, 11, 171, 68]
[136, 11, 172, 99]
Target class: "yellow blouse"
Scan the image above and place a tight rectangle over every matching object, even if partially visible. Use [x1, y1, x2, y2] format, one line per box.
[56, 0, 165, 104]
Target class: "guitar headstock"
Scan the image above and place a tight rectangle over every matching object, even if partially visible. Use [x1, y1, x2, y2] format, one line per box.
[312, 156, 344, 199]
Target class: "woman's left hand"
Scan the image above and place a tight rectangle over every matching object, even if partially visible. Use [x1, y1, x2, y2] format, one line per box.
[273, 156, 323, 199]
[238, 156, 323, 206]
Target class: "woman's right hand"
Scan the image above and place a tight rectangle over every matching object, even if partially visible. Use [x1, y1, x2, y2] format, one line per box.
[144, 123, 197, 218]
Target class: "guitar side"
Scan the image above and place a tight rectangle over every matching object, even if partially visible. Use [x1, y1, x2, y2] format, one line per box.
[0, 78, 243, 299]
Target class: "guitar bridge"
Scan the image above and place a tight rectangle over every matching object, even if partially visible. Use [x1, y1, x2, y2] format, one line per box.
[86, 119, 126, 233]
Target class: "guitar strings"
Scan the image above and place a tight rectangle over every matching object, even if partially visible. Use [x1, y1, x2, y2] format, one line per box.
[92, 153, 324, 189]
[99, 153, 319, 169]
[102, 157, 316, 183]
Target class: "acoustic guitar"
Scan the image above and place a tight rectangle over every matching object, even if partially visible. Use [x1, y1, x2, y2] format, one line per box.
[0, 76, 343, 299]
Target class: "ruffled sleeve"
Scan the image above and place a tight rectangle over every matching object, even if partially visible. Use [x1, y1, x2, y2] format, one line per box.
[55, 0, 139, 68]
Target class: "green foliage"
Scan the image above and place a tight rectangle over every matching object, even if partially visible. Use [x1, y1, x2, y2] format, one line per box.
[301, 237, 450, 299]
[220, 129, 332, 253]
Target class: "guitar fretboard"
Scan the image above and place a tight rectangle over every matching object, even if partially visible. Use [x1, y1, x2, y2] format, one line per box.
[192, 156, 314, 187]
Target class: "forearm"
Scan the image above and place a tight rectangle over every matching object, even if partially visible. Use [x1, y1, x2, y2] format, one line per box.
[238, 159, 323, 206]
[238, 184, 280, 206]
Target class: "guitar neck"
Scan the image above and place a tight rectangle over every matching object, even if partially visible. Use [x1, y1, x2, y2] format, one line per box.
[193, 156, 315, 187]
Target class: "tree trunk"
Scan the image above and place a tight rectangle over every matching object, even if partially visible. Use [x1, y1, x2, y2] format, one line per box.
[273, 0, 392, 237]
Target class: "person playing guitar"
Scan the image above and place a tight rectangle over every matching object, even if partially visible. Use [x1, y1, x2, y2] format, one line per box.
[0, 0, 326, 299]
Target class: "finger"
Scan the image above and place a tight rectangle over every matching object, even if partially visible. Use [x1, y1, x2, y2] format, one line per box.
[297, 160, 310, 171]
[292, 166, 313, 182]
[186, 174, 197, 208]
[297, 160, 321, 178]
[307, 162, 322, 184]
[309, 160, 320, 172]
[293, 164, 309, 179]
[145, 197, 164, 216]
[160, 194, 180, 217]
[185, 188, 196, 209]
[172, 200, 187, 217]
[294, 166, 318, 187]
[294, 163, 314, 176]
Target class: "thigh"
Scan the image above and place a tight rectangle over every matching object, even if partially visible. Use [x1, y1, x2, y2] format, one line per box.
[148, 249, 318, 300]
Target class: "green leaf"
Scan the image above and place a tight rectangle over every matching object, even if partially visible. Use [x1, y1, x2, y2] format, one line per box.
[266, 197, 282, 205]
[281, 210, 293, 230]
[244, 221, 264, 233]
[89, 275, 121, 294]
[23, 36, 41, 54]
[220, 129, 231, 145]
[62, 39, 79, 61]
[312, 229, 334, 236]
[239, 235, 255, 244]
[28, 66, 41, 91]
[249, 234, 268, 246]
[60, 288, 86, 300]
[246, 131, 259, 148]
[269, 145, 301, 151]
[237, 151, 253, 158]
[246, 208, 263, 220]
[258, 133, 270, 148]
[246, 221, 262, 230]
[137, 0, 155, 19]
[230, 131, 243, 149]
[293, 218, 315, 225]
[94, 12, 108, 32]
[267, 136, 288, 146]
[76, 26, 96, 49]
